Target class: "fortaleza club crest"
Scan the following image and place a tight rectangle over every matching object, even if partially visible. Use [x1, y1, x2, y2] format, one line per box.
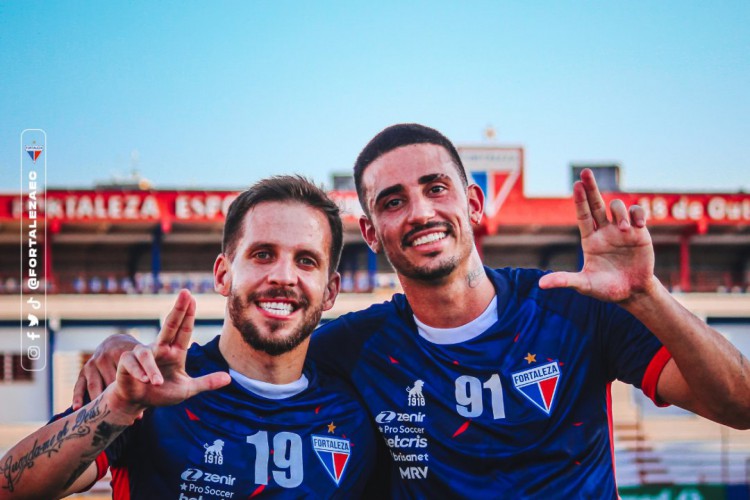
[511, 361, 561, 415]
[311, 435, 351, 486]
[25, 143, 43, 163]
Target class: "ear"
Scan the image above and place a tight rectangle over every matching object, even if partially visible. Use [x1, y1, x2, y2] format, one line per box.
[359, 215, 381, 254]
[322, 271, 341, 311]
[213, 253, 231, 296]
[467, 184, 485, 224]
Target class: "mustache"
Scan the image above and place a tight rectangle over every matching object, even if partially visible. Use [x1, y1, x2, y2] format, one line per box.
[401, 221, 453, 249]
[246, 288, 309, 308]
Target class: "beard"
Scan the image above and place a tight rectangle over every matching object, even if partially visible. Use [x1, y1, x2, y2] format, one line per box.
[382, 220, 465, 282]
[228, 287, 323, 356]
[388, 253, 459, 282]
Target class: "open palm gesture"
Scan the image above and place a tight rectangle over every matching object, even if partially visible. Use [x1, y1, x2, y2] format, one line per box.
[539, 169, 656, 303]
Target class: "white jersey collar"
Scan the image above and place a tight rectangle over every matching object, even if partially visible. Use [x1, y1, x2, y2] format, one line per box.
[415, 295, 498, 345]
[229, 369, 309, 399]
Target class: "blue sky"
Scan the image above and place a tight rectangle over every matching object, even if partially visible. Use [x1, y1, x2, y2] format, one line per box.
[1, 1, 748, 195]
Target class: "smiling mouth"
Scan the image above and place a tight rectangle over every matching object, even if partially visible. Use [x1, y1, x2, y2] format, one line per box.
[402, 222, 453, 249]
[257, 301, 296, 317]
[411, 231, 447, 247]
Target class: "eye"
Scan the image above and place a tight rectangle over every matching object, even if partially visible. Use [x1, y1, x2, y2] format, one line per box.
[253, 250, 272, 261]
[298, 256, 318, 268]
[428, 185, 447, 195]
[384, 198, 403, 209]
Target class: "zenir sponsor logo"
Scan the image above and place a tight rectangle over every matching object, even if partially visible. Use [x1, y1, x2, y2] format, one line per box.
[375, 411, 426, 424]
[180, 467, 236, 486]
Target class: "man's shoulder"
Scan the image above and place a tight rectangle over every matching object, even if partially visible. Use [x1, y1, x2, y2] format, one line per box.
[185, 335, 225, 376]
[488, 266, 545, 286]
[489, 266, 590, 312]
[318, 294, 405, 335]
[488, 266, 547, 299]
[309, 295, 407, 374]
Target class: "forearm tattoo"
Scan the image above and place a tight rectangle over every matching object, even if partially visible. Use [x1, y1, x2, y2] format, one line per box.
[1, 396, 127, 493]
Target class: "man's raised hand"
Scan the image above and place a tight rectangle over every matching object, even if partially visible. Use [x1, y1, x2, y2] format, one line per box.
[538, 168, 657, 303]
[106, 290, 231, 414]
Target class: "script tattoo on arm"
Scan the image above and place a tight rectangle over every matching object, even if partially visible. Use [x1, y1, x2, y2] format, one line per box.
[63, 421, 126, 489]
[1, 396, 128, 494]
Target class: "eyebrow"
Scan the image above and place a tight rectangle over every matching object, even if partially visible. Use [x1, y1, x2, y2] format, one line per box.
[374, 173, 450, 206]
[374, 184, 405, 206]
[418, 173, 448, 184]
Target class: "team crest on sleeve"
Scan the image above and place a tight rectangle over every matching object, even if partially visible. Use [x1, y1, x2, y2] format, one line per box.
[311, 435, 351, 485]
[511, 361, 561, 415]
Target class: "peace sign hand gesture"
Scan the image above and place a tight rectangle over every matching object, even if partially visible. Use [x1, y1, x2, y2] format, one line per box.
[538, 169, 657, 304]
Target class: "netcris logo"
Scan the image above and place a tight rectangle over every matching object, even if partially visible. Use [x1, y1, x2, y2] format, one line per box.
[376, 411, 426, 424]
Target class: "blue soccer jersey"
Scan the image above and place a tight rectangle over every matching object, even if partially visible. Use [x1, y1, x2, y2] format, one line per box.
[309, 267, 672, 498]
[89, 336, 378, 499]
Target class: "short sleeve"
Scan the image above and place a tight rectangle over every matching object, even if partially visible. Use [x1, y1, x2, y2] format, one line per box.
[596, 301, 672, 405]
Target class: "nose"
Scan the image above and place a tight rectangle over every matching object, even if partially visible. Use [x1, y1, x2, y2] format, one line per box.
[267, 257, 297, 287]
[406, 193, 436, 226]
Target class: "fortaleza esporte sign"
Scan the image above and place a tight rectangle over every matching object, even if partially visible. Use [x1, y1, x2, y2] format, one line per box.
[2, 190, 750, 226]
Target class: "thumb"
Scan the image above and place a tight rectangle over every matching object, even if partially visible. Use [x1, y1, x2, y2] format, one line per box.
[188, 371, 232, 398]
[539, 271, 589, 292]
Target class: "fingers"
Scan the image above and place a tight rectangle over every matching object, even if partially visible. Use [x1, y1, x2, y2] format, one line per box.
[86, 366, 106, 402]
[72, 373, 87, 410]
[629, 204, 647, 228]
[133, 344, 164, 385]
[157, 289, 195, 349]
[188, 371, 232, 398]
[573, 181, 596, 239]
[119, 351, 150, 383]
[73, 349, 120, 409]
[172, 292, 197, 351]
[538, 271, 589, 294]
[96, 354, 118, 387]
[576, 169, 647, 235]
[609, 199, 630, 230]
[119, 349, 164, 385]
[580, 169, 609, 230]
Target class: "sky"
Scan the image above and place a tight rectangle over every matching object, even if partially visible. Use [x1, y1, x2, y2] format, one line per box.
[1, 1, 748, 196]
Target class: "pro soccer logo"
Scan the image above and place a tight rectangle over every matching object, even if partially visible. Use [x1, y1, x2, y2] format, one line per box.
[312, 435, 351, 486]
[511, 361, 561, 415]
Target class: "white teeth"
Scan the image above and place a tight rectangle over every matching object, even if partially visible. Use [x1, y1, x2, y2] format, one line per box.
[259, 302, 294, 316]
[412, 232, 447, 247]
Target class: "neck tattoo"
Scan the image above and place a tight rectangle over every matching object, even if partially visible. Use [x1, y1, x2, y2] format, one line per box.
[466, 267, 483, 288]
